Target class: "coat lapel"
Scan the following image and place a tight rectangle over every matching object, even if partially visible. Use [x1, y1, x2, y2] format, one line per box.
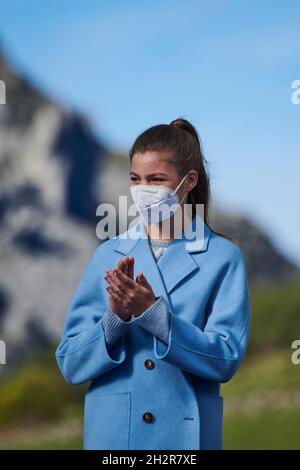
[113, 215, 211, 308]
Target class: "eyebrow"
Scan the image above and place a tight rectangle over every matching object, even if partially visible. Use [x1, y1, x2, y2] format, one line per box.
[130, 171, 168, 177]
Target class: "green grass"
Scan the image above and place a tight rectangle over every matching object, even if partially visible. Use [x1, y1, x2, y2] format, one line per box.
[222, 349, 300, 399]
[2, 409, 300, 450]
[247, 275, 300, 354]
[224, 408, 300, 449]
[0, 437, 82, 450]
[0, 349, 87, 426]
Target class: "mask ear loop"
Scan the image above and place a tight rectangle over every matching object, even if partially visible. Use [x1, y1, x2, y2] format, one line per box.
[179, 190, 188, 205]
[173, 171, 189, 195]
[176, 157, 195, 207]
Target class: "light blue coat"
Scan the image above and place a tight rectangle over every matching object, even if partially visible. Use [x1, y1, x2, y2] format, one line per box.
[55, 215, 251, 450]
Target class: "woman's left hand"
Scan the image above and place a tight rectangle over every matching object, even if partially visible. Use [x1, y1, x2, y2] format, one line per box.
[104, 266, 157, 317]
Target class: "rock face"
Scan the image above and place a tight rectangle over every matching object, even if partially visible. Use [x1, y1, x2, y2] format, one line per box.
[0, 49, 109, 370]
[0, 48, 299, 372]
[208, 208, 300, 287]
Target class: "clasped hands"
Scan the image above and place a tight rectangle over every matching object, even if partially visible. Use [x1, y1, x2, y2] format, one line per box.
[104, 256, 157, 321]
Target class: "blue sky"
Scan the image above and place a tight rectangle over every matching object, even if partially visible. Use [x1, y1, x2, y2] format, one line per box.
[0, 0, 299, 265]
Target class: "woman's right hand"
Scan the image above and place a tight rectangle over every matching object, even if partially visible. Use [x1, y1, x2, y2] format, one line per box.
[104, 256, 134, 321]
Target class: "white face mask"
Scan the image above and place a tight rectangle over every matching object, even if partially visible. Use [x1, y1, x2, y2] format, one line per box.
[130, 172, 190, 224]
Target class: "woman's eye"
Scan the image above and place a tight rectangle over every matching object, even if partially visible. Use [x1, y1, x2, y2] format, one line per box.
[130, 177, 165, 183]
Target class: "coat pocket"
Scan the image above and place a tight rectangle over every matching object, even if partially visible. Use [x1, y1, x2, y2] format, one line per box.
[83, 391, 131, 450]
[197, 393, 224, 450]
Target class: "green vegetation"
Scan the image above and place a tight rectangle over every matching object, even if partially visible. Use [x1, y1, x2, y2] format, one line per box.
[222, 349, 299, 398]
[247, 275, 300, 354]
[0, 349, 87, 427]
[1, 435, 82, 450]
[3, 411, 300, 450]
[224, 409, 300, 449]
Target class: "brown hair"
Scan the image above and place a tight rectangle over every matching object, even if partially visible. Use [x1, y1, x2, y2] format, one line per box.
[129, 117, 235, 244]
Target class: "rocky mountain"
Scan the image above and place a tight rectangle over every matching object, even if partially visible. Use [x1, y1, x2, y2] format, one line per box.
[209, 208, 299, 286]
[0, 48, 299, 374]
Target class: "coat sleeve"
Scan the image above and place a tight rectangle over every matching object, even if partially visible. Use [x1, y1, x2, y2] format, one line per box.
[55, 246, 132, 385]
[102, 306, 136, 346]
[153, 246, 251, 383]
[132, 296, 170, 344]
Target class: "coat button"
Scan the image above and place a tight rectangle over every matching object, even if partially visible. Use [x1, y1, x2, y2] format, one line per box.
[143, 412, 154, 423]
[144, 359, 155, 370]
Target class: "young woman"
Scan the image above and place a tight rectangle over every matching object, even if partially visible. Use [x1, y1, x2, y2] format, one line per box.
[55, 118, 250, 450]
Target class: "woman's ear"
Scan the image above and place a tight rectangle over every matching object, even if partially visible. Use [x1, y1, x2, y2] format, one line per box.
[186, 170, 198, 192]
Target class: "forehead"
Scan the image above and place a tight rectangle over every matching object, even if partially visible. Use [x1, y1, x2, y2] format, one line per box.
[131, 151, 176, 173]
